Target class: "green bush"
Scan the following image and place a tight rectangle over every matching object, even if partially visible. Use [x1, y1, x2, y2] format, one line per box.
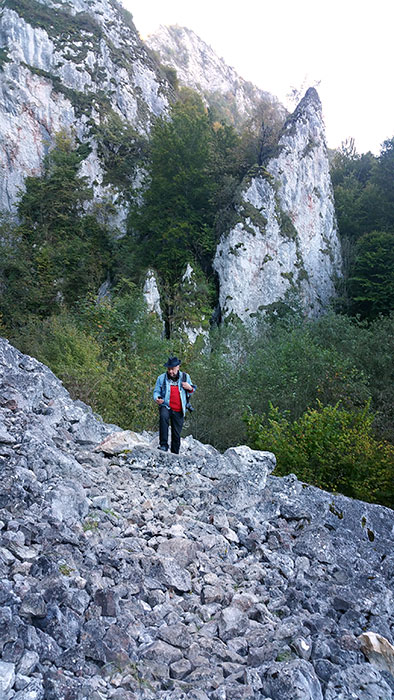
[74, 280, 168, 360]
[186, 313, 378, 451]
[189, 312, 394, 450]
[94, 111, 148, 189]
[245, 402, 394, 508]
[184, 328, 249, 450]
[304, 312, 394, 442]
[9, 290, 170, 432]
[243, 318, 371, 419]
[12, 314, 115, 414]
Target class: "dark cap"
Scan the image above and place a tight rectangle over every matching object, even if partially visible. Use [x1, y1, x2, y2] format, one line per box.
[164, 356, 181, 368]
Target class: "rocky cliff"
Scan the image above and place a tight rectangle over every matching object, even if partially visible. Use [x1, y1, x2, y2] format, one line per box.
[1, 336, 393, 699]
[214, 88, 343, 321]
[145, 25, 284, 130]
[0, 4, 343, 325]
[0, 0, 170, 216]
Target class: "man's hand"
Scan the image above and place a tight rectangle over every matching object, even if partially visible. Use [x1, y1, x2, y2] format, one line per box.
[182, 382, 193, 392]
[156, 398, 164, 405]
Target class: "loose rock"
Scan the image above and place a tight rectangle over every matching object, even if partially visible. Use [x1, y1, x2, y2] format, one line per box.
[0, 336, 393, 699]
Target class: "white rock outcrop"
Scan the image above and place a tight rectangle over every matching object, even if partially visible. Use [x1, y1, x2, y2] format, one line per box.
[214, 88, 342, 321]
[146, 25, 284, 129]
[0, 0, 170, 215]
[178, 263, 209, 344]
[143, 269, 163, 319]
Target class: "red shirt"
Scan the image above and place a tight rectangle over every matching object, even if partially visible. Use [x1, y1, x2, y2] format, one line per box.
[169, 385, 182, 412]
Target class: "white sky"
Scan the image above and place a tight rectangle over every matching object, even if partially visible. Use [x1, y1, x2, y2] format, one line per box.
[123, 0, 394, 155]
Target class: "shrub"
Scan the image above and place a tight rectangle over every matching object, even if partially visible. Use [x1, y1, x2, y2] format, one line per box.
[184, 330, 248, 450]
[12, 314, 114, 410]
[9, 302, 168, 432]
[245, 402, 394, 508]
[1, 131, 112, 322]
[186, 313, 374, 452]
[190, 312, 394, 451]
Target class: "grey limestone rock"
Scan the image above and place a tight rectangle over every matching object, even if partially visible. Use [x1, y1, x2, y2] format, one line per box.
[150, 555, 192, 593]
[19, 593, 47, 618]
[47, 481, 89, 523]
[202, 445, 275, 486]
[0, 0, 170, 224]
[146, 25, 283, 130]
[218, 606, 249, 642]
[0, 660, 16, 696]
[214, 88, 343, 322]
[156, 537, 199, 568]
[140, 639, 183, 665]
[325, 663, 393, 699]
[143, 270, 163, 320]
[12, 679, 45, 700]
[259, 659, 323, 699]
[0, 424, 16, 444]
[17, 651, 39, 677]
[169, 657, 192, 679]
[0, 336, 393, 699]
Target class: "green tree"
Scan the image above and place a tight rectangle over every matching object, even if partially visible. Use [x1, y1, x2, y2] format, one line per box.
[330, 138, 394, 313]
[0, 131, 112, 325]
[208, 119, 251, 237]
[331, 138, 394, 241]
[130, 89, 251, 282]
[330, 142, 377, 241]
[18, 131, 92, 231]
[11, 284, 170, 432]
[348, 231, 394, 318]
[131, 90, 216, 283]
[371, 138, 394, 230]
[185, 312, 394, 450]
[94, 111, 148, 190]
[162, 263, 215, 341]
[125, 89, 245, 337]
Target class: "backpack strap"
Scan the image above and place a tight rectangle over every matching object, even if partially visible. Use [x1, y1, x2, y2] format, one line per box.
[182, 371, 190, 401]
[162, 373, 167, 398]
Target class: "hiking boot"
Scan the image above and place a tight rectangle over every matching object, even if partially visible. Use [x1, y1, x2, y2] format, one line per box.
[158, 445, 168, 452]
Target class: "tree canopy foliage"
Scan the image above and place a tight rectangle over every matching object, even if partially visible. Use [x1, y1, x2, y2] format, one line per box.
[129, 90, 251, 286]
[348, 231, 394, 318]
[0, 132, 111, 325]
[331, 137, 394, 317]
[186, 312, 394, 451]
[245, 401, 394, 508]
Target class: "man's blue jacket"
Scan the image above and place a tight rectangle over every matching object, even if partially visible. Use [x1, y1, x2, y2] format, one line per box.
[153, 372, 195, 417]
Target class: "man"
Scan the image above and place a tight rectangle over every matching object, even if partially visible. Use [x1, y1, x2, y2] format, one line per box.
[153, 356, 195, 454]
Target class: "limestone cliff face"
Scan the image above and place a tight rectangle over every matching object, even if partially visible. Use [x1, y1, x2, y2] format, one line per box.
[143, 269, 163, 320]
[214, 88, 342, 321]
[0, 0, 170, 215]
[145, 25, 284, 129]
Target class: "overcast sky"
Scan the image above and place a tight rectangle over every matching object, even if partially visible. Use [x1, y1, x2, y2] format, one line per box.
[123, 0, 393, 155]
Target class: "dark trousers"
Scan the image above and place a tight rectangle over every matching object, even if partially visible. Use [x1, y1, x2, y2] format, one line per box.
[159, 406, 184, 454]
